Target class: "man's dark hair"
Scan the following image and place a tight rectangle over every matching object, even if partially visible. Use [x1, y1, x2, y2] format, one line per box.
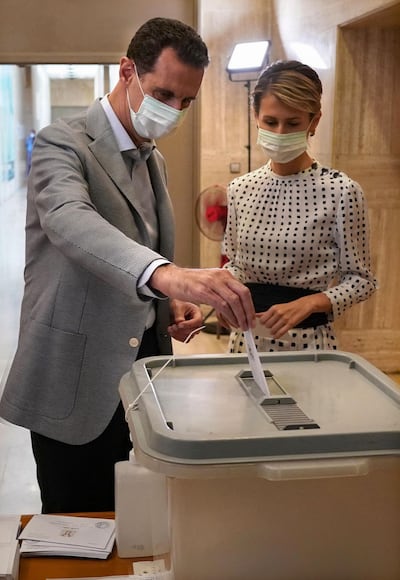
[127, 17, 209, 74]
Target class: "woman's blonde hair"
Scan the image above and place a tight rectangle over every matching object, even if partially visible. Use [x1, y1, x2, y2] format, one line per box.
[253, 60, 322, 118]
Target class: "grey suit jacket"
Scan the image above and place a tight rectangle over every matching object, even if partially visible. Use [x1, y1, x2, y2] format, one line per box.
[0, 99, 174, 444]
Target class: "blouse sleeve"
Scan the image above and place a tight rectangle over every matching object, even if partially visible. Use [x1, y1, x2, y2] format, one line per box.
[323, 179, 377, 319]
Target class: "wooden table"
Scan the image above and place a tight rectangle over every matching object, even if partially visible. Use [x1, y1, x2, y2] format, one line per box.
[19, 513, 139, 579]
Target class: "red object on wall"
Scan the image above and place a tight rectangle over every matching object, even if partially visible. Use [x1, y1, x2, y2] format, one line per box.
[205, 204, 228, 225]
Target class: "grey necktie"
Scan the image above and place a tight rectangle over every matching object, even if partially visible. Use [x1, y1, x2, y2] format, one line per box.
[123, 145, 159, 251]
[125, 143, 153, 164]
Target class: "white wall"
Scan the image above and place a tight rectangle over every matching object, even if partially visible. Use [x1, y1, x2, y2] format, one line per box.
[32, 66, 51, 131]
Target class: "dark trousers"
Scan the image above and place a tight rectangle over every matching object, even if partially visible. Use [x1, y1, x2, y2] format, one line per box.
[31, 327, 160, 514]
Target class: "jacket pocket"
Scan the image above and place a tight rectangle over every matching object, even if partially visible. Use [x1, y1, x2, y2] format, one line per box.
[8, 319, 86, 420]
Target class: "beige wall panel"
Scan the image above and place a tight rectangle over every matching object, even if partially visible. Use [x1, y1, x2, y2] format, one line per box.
[198, 0, 272, 267]
[333, 24, 400, 370]
[333, 29, 398, 156]
[0, 0, 195, 63]
[338, 329, 400, 371]
[157, 108, 198, 267]
[273, 0, 398, 30]
[272, 0, 399, 165]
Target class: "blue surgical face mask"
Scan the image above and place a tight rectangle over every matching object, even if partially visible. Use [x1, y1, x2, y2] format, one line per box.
[127, 65, 186, 140]
[257, 126, 310, 164]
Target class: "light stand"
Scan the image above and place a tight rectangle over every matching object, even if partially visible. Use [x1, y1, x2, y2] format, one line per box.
[244, 80, 251, 173]
[227, 41, 271, 173]
[201, 41, 271, 338]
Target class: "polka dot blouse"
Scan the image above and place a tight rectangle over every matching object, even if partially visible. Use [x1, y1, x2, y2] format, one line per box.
[223, 160, 377, 352]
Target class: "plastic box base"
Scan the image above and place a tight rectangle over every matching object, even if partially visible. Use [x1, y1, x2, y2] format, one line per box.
[168, 456, 400, 580]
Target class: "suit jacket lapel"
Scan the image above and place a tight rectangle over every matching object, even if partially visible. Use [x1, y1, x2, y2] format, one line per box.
[85, 100, 155, 246]
[85, 100, 174, 260]
[86, 100, 139, 210]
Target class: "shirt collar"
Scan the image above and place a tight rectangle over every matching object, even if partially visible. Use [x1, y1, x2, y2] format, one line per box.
[100, 95, 155, 154]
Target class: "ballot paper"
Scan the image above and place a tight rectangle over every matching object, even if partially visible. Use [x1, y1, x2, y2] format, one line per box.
[19, 514, 115, 559]
[253, 318, 291, 342]
[243, 329, 270, 397]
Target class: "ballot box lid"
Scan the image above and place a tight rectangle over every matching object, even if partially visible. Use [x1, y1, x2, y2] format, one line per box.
[119, 351, 400, 468]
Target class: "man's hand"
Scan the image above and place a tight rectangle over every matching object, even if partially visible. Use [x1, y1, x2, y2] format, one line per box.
[168, 299, 203, 343]
[150, 265, 255, 330]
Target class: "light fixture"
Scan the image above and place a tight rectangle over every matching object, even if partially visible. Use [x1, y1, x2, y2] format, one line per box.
[227, 40, 270, 82]
[226, 40, 271, 171]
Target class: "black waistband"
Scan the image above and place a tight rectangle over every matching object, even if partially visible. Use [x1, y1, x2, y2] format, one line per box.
[245, 283, 328, 329]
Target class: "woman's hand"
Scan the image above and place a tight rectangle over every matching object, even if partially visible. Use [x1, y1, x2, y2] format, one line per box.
[257, 293, 332, 338]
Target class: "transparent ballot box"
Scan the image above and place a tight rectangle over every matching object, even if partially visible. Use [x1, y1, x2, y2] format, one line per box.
[118, 351, 400, 580]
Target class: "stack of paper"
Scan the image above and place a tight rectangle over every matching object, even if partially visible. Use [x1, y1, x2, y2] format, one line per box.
[0, 515, 21, 580]
[18, 514, 115, 559]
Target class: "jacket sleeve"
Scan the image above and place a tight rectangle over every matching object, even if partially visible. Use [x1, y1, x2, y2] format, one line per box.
[29, 120, 167, 300]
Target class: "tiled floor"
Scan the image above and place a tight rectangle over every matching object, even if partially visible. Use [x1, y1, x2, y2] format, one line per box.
[0, 187, 398, 517]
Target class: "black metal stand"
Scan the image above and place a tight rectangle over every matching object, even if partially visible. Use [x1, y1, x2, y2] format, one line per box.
[244, 80, 251, 173]
[202, 308, 230, 338]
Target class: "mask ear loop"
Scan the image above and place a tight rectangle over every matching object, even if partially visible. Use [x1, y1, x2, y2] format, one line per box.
[126, 60, 145, 115]
[131, 60, 146, 98]
[124, 325, 206, 422]
[126, 87, 135, 113]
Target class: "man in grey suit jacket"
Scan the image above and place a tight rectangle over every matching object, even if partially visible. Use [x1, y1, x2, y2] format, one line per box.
[0, 18, 255, 512]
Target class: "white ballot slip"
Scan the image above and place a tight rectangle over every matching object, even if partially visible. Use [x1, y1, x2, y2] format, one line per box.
[253, 319, 291, 342]
[243, 329, 270, 397]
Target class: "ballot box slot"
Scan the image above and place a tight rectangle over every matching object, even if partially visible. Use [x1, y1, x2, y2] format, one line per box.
[237, 370, 320, 431]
